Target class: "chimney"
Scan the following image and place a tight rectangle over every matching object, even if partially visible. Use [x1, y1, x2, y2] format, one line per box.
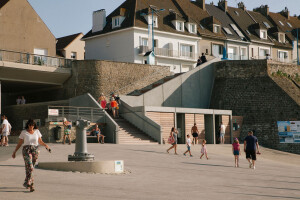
[196, 0, 206, 11]
[281, 7, 290, 20]
[253, 5, 269, 16]
[238, 2, 246, 11]
[218, 0, 228, 12]
[92, 9, 106, 33]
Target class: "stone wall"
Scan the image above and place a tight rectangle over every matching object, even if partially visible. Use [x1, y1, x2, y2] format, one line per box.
[210, 60, 300, 154]
[62, 60, 172, 100]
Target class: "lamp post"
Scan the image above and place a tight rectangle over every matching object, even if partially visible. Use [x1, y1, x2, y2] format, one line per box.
[141, 6, 165, 52]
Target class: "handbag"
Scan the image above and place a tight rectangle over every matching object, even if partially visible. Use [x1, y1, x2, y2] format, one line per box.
[168, 136, 175, 144]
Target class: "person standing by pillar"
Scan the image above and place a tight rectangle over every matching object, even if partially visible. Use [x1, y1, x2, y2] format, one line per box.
[219, 122, 226, 144]
[12, 119, 51, 192]
[63, 118, 72, 145]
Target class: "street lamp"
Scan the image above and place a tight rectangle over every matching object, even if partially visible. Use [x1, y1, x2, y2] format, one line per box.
[141, 6, 165, 52]
[287, 28, 299, 65]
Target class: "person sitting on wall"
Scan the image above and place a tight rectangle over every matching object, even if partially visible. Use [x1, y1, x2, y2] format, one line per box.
[196, 56, 202, 66]
[92, 124, 105, 144]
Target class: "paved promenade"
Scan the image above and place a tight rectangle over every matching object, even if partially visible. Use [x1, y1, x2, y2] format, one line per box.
[1, 144, 300, 200]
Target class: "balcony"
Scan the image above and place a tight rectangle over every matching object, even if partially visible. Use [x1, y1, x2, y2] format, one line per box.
[0, 49, 73, 68]
[138, 46, 196, 61]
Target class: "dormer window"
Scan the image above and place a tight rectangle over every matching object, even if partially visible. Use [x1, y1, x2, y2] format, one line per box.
[112, 16, 125, 29]
[188, 23, 197, 34]
[176, 21, 184, 32]
[213, 25, 221, 33]
[260, 30, 267, 39]
[278, 33, 285, 43]
[263, 22, 270, 28]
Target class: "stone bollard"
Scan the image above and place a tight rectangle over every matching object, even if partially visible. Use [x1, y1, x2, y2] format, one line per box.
[68, 119, 95, 161]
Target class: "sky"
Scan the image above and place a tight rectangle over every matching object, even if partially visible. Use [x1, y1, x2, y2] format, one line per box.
[27, 0, 300, 38]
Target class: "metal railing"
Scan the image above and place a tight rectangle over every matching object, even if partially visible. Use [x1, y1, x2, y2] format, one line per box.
[139, 46, 196, 60]
[0, 49, 73, 68]
[47, 106, 105, 123]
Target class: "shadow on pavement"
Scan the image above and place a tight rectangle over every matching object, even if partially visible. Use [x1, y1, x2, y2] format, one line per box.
[0, 165, 24, 168]
[128, 149, 166, 154]
[0, 187, 30, 193]
[182, 162, 233, 168]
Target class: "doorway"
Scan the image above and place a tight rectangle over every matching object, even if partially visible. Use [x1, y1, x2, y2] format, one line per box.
[176, 113, 185, 144]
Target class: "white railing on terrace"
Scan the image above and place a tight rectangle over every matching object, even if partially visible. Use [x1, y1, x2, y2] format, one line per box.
[0, 49, 73, 68]
[139, 46, 196, 60]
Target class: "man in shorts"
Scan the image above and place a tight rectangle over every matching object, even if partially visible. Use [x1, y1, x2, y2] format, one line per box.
[191, 123, 199, 145]
[244, 131, 260, 169]
[219, 122, 226, 144]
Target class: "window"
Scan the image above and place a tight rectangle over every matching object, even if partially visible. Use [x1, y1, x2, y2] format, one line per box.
[141, 38, 148, 46]
[213, 25, 221, 33]
[263, 22, 270, 28]
[199, 24, 205, 30]
[223, 27, 232, 35]
[279, 33, 285, 43]
[176, 21, 184, 31]
[180, 44, 193, 58]
[71, 52, 77, 59]
[114, 18, 120, 27]
[246, 30, 251, 35]
[234, 11, 239, 16]
[279, 21, 284, 26]
[230, 24, 245, 38]
[189, 24, 197, 34]
[260, 30, 267, 39]
[287, 22, 292, 28]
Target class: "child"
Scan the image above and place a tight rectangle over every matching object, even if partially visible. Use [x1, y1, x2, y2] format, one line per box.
[200, 140, 208, 159]
[232, 138, 240, 167]
[183, 135, 193, 157]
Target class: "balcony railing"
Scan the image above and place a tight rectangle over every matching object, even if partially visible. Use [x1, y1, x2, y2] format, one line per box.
[0, 49, 73, 68]
[139, 46, 196, 60]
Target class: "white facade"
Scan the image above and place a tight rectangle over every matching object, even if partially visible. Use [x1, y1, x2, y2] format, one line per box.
[85, 28, 135, 63]
[84, 27, 200, 73]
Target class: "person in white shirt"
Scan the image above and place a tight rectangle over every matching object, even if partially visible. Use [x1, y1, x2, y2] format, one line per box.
[1, 115, 11, 146]
[12, 119, 50, 192]
[219, 122, 226, 144]
[183, 134, 193, 157]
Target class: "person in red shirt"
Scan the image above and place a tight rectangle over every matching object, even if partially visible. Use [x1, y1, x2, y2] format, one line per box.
[110, 97, 118, 118]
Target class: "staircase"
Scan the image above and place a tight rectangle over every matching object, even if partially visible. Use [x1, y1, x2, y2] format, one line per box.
[114, 118, 158, 144]
[128, 73, 183, 96]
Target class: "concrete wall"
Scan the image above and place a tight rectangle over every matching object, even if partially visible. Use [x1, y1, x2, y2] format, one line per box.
[64, 33, 85, 60]
[122, 58, 220, 108]
[0, 0, 56, 56]
[210, 60, 300, 154]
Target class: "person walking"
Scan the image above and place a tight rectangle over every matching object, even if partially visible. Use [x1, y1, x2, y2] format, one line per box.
[63, 118, 72, 145]
[232, 138, 241, 167]
[1, 115, 11, 146]
[12, 119, 51, 192]
[200, 140, 209, 159]
[183, 134, 193, 157]
[219, 122, 226, 144]
[191, 123, 200, 145]
[167, 127, 178, 155]
[110, 97, 118, 118]
[98, 93, 107, 110]
[244, 131, 260, 170]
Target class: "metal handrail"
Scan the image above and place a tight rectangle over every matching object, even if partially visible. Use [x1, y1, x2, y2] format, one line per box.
[0, 49, 73, 68]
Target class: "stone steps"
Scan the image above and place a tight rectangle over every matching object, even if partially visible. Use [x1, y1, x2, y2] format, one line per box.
[113, 117, 158, 145]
